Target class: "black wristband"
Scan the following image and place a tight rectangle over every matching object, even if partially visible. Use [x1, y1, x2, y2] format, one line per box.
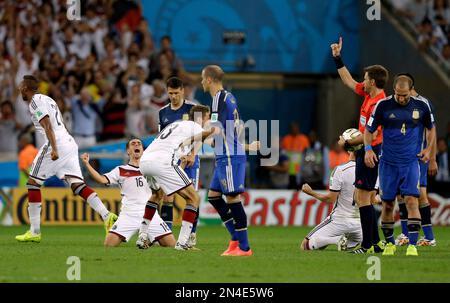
[334, 56, 344, 69]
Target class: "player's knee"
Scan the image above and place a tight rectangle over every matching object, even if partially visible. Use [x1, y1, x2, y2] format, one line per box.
[383, 201, 395, 213]
[104, 234, 121, 247]
[27, 177, 43, 187]
[159, 235, 176, 247]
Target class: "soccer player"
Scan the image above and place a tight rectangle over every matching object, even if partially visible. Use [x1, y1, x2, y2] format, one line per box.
[331, 37, 388, 253]
[393, 73, 438, 247]
[158, 77, 200, 247]
[201, 65, 252, 257]
[300, 151, 362, 251]
[15, 75, 117, 243]
[136, 105, 216, 250]
[364, 75, 436, 256]
[80, 138, 176, 247]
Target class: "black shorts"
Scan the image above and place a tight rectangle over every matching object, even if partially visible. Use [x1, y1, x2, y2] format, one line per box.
[355, 144, 381, 191]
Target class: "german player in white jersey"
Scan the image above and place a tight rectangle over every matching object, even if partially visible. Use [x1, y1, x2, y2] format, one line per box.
[81, 138, 176, 247]
[137, 105, 217, 250]
[300, 151, 362, 251]
[15, 75, 117, 243]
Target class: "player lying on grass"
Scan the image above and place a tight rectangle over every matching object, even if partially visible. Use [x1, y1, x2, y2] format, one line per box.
[300, 151, 362, 251]
[81, 138, 176, 248]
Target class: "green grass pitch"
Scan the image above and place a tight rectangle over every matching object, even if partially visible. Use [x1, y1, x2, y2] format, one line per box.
[0, 225, 449, 282]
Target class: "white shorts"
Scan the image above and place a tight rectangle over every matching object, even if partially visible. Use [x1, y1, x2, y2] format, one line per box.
[306, 216, 362, 246]
[29, 136, 83, 184]
[139, 155, 192, 196]
[109, 211, 172, 243]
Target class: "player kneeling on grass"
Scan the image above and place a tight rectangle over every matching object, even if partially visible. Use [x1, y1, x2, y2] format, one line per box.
[300, 151, 362, 251]
[81, 138, 176, 248]
[137, 105, 218, 250]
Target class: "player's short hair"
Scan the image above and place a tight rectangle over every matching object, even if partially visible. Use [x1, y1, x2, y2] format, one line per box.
[393, 75, 413, 90]
[166, 77, 184, 89]
[189, 105, 210, 120]
[396, 73, 415, 88]
[126, 137, 143, 149]
[203, 65, 224, 83]
[23, 75, 39, 92]
[364, 65, 389, 89]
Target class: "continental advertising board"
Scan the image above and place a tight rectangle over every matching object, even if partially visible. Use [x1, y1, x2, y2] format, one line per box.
[5, 188, 450, 226]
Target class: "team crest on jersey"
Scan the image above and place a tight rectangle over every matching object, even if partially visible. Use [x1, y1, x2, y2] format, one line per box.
[211, 113, 218, 122]
[182, 114, 189, 121]
[412, 109, 420, 120]
[35, 111, 43, 119]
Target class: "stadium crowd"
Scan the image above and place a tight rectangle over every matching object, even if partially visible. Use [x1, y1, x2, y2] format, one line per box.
[388, 0, 450, 61]
[0, 0, 449, 193]
[0, 0, 194, 153]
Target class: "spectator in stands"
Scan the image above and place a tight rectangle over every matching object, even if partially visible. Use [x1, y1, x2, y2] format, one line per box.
[282, 122, 310, 189]
[146, 79, 168, 134]
[0, 100, 22, 154]
[100, 90, 127, 141]
[429, 137, 450, 197]
[17, 133, 38, 187]
[442, 43, 450, 60]
[300, 130, 329, 190]
[405, 0, 430, 26]
[71, 87, 101, 148]
[428, 0, 450, 25]
[418, 17, 448, 51]
[328, 141, 350, 170]
[126, 84, 147, 138]
[265, 138, 290, 189]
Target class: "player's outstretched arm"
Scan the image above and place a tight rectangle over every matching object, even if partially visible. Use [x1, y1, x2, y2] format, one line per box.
[301, 183, 338, 204]
[330, 37, 358, 92]
[39, 116, 59, 161]
[80, 153, 109, 184]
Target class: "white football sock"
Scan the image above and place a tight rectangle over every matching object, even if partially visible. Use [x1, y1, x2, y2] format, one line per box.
[178, 221, 193, 245]
[308, 236, 341, 250]
[139, 219, 151, 235]
[86, 193, 109, 220]
[28, 203, 41, 235]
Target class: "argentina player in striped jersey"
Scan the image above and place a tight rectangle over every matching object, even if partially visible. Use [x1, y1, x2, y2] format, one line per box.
[201, 65, 260, 257]
[158, 77, 201, 247]
[393, 73, 438, 247]
[300, 151, 362, 251]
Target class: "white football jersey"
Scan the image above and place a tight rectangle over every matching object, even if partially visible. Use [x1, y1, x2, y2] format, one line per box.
[329, 160, 359, 219]
[143, 120, 204, 163]
[29, 94, 71, 141]
[104, 164, 152, 215]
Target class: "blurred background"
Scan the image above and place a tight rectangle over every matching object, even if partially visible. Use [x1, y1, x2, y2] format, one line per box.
[0, 0, 449, 226]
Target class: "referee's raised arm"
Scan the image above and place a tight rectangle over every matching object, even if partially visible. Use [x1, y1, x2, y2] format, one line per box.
[331, 37, 358, 92]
